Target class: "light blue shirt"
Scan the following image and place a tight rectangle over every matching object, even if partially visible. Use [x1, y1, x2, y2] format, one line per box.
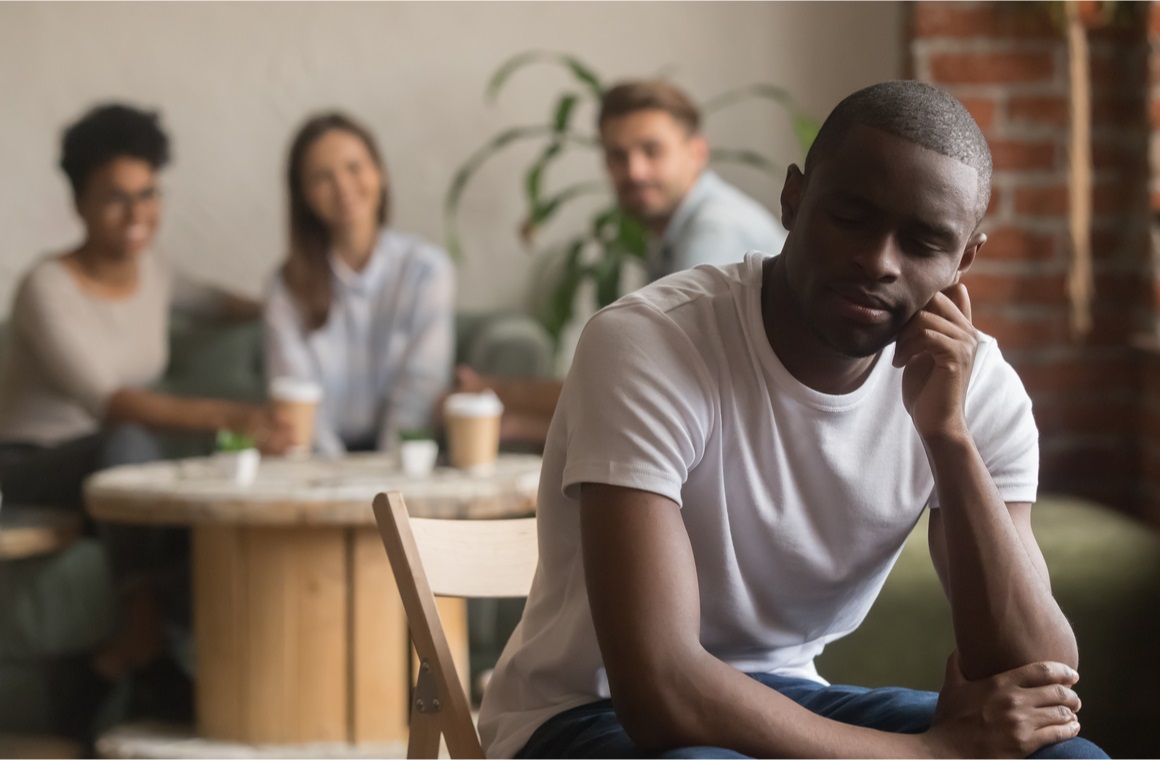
[649, 170, 787, 281]
[263, 228, 455, 455]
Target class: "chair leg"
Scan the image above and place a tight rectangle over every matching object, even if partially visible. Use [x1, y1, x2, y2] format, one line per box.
[407, 705, 442, 759]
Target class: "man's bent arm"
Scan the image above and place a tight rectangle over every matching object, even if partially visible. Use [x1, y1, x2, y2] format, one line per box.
[926, 434, 1078, 680]
[582, 482, 937, 758]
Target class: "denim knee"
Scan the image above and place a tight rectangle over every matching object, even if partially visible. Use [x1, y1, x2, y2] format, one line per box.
[1028, 737, 1109, 759]
[657, 747, 749, 759]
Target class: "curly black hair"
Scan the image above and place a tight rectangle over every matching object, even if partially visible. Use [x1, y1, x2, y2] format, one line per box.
[59, 103, 170, 199]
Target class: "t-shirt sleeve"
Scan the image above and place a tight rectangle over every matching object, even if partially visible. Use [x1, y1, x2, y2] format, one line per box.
[15, 269, 120, 418]
[559, 303, 715, 506]
[929, 335, 1039, 507]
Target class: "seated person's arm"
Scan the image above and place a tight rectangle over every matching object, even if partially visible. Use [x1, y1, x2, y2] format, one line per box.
[901, 287, 1076, 680]
[262, 275, 344, 455]
[104, 388, 286, 449]
[19, 275, 287, 451]
[454, 366, 561, 444]
[581, 482, 1080, 758]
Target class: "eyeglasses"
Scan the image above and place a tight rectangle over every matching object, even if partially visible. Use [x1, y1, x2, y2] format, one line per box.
[96, 186, 162, 215]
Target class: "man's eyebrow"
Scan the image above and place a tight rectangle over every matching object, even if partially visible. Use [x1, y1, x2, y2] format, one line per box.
[910, 219, 959, 242]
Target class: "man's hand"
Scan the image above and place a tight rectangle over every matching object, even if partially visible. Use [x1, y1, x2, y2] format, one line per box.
[894, 284, 979, 441]
[923, 652, 1081, 759]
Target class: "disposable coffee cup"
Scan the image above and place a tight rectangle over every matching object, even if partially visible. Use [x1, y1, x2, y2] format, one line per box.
[443, 391, 503, 473]
[269, 377, 323, 456]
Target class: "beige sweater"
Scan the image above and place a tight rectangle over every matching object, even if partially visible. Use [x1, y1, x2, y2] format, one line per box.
[0, 254, 171, 446]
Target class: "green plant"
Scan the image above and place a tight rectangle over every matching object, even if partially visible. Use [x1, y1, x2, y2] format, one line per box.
[216, 429, 256, 452]
[445, 51, 819, 348]
[399, 428, 436, 442]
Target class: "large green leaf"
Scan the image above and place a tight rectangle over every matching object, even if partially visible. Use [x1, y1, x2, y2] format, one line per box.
[702, 83, 819, 155]
[553, 93, 579, 133]
[542, 238, 588, 343]
[444, 124, 554, 259]
[708, 147, 783, 180]
[615, 213, 648, 259]
[524, 181, 608, 236]
[593, 246, 622, 308]
[791, 112, 821, 156]
[487, 51, 604, 104]
[525, 140, 564, 210]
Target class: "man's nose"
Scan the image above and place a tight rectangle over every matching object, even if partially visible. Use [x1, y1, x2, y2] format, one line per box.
[626, 153, 650, 182]
[852, 235, 902, 281]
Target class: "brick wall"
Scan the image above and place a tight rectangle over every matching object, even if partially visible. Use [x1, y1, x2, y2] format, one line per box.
[909, 2, 1156, 519]
[1137, 3, 1160, 522]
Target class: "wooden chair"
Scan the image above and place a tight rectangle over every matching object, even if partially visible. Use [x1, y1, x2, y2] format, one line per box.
[372, 491, 538, 759]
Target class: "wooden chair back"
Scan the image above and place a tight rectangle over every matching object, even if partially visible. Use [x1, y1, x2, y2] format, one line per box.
[372, 491, 538, 759]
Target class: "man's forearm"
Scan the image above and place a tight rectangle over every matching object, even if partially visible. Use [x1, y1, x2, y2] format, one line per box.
[618, 650, 930, 759]
[925, 431, 1077, 679]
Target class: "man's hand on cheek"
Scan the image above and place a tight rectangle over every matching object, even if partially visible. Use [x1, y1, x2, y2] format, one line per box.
[893, 283, 979, 441]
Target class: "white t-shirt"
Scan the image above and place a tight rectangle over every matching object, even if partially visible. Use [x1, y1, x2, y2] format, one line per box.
[478, 252, 1038, 759]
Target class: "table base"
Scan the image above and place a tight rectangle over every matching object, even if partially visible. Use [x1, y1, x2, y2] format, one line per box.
[193, 524, 468, 745]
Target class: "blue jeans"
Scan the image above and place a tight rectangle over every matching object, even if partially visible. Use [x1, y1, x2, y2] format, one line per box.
[517, 673, 1108, 759]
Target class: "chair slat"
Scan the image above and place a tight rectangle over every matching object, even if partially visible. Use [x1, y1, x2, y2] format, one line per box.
[374, 491, 539, 759]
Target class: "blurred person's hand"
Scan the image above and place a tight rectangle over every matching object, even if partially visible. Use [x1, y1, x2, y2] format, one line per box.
[228, 404, 296, 456]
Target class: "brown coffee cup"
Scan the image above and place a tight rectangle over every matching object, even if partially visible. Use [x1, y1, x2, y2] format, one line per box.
[443, 392, 504, 472]
[269, 377, 323, 456]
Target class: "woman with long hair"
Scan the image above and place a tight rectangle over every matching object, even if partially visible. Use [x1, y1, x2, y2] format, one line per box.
[264, 112, 455, 454]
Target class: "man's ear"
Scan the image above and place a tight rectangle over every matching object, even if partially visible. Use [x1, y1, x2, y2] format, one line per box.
[780, 164, 805, 231]
[954, 231, 986, 283]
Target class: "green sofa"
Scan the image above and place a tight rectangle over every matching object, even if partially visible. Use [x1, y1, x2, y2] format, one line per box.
[0, 310, 556, 739]
[817, 498, 1160, 759]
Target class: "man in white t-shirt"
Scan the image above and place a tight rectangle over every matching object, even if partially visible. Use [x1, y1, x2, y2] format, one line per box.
[477, 81, 1106, 759]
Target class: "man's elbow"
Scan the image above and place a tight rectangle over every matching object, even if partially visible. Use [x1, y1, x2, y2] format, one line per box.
[608, 666, 708, 751]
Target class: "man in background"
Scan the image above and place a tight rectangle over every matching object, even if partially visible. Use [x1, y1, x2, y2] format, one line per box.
[459, 80, 788, 442]
[598, 79, 787, 279]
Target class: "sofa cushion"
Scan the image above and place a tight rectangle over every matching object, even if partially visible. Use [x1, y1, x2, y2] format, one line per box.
[816, 496, 1160, 759]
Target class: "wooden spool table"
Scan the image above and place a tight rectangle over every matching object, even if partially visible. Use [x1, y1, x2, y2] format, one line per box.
[84, 453, 540, 751]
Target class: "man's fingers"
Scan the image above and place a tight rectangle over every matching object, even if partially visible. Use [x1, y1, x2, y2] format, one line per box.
[942, 283, 972, 324]
[1009, 661, 1080, 688]
[1028, 684, 1082, 712]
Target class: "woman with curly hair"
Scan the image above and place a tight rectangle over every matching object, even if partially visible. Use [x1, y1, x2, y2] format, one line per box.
[0, 104, 293, 710]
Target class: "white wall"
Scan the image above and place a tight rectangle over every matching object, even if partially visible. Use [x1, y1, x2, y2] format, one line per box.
[0, 1, 902, 314]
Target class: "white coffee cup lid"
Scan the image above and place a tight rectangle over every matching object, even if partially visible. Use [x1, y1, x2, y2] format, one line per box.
[269, 377, 323, 403]
[444, 390, 504, 417]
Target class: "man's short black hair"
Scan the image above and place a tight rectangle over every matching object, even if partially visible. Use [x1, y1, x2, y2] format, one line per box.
[60, 103, 170, 199]
[805, 80, 992, 222]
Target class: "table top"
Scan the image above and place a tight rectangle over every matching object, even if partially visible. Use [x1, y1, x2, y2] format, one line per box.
[84, 452, 541, 526]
